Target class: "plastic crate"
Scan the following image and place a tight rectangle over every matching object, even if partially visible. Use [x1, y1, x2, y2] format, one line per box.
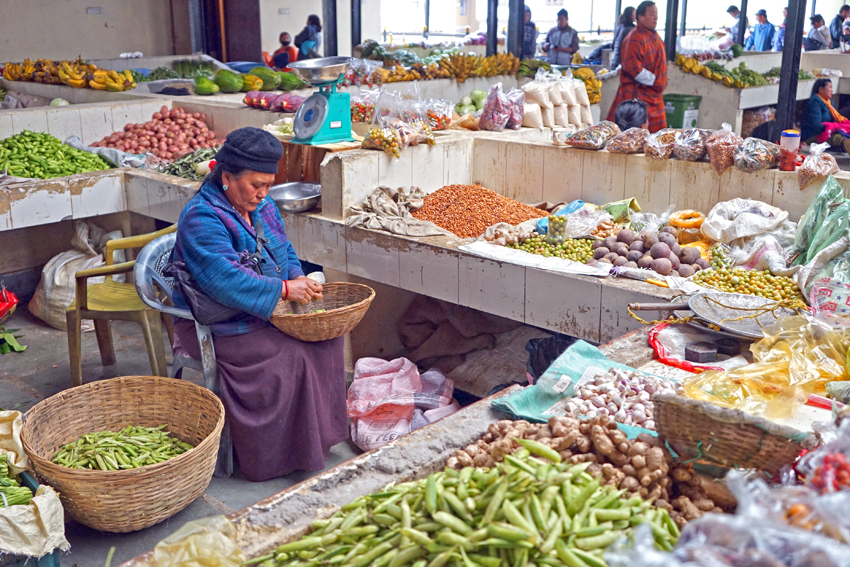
[0, 472, 61, 567]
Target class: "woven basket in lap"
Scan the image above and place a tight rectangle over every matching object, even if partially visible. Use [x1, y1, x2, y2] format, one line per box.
[270, 282, 375, 342]
[653, 393, 818, 474]
[21, 376, 224, 533]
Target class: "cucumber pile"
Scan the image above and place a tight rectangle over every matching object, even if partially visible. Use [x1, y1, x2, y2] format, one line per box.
[0, 130, 110, 179]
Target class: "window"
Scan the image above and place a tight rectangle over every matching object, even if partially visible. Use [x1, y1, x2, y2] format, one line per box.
[545, 0, 564, 5]
[459, 0, 467, 15]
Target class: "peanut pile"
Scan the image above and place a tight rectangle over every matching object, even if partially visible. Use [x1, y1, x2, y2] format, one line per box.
[412, 184, 547, 239]
[449, 415, 732, 528]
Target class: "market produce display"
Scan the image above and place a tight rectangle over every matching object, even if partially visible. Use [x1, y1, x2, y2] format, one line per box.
[506, 233, 594, 262]
[674, 57, 771, 88]
[692, 268, 804, 301]
[3, 57, 136, 91]
[765, 66, 813, 83]
[89, 106, 220, 160]
[159, 146, 219, 181]
[449, 415, 728, 527]
[0, 131, 110, 178]
[411, 184, 547, 238]
[572, 68, 602, 105]
[0, 455, 33, 507]
[516, 59, 552, 79]
[50, 424, 194, 471]
[586, 227, 708, 278]
[243, 91, 305, 112]
[565, 368, 680, 430]
[128, 60, 216, 83]
[455, 89, 487, 115]
[244, 441, 680, 566]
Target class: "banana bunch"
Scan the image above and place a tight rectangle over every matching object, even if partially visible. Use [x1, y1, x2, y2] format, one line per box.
[572, 52, 584, 64]
[19, 59, 35, 81]
[438, 53, 480, 83]
[573, 67, 602, 104]
[90, 69, 136, 91]
[516, 58, 551, 78]
[58, 62, 88, 88]
[472, 53, 518, 77]
[382, 64, 420, 83]
[409, 62, 452, 80]
[3, 63, 22, 81]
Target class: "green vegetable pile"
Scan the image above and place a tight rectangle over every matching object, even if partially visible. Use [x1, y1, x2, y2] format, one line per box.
[128, 60, 214, 83]
[729, 62, 769, 87]
[243, 444, 679, 567]
[0, 324, 25, 355]
[517, 59, 551, 79]
[0, 455, 33, 508]
[51, 424, 194, 471]
[160, 146, 219, 181]
[0, 131, 110, 179]
[764, 67, 814, 81]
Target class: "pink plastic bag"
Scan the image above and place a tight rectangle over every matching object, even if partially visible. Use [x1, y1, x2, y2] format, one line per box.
[479, 83, 511, 132]
[347, 357, 456, 451]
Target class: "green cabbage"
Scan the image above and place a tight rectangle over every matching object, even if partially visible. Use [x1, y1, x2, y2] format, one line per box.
[470, 89, 487, 109]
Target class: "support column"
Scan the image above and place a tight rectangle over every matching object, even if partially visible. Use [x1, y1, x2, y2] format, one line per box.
[425, 0, 430, 38]
[615, 0, 622, 22]
[777, 0, 807, 131]
[737, 0, 748, 45]
[507, 0, 524, 57]
[665, 0, 680, 61]
[323, 0, 338, 56]
[680, 0, 688, 38]
[188, 0, 205, 53]
[486, 0, 498, 56]
[351, 0, 362, 51]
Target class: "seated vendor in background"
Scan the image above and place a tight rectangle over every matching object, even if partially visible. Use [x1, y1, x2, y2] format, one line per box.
[171, 127, 347, 482]
[801, 78, 850, 151]
[273, 32, 298, 71]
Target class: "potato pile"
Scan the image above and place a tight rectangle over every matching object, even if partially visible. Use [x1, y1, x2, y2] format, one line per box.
[449, 415, 731, 528]
[586, 226, 708, 278]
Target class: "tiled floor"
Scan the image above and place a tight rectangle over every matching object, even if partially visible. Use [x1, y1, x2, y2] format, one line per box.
[1, 305, 360, 567]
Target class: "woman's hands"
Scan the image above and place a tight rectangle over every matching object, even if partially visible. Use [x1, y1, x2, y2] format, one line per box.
[284, 276, 323, 305]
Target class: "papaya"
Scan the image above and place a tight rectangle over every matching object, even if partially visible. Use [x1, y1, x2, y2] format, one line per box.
[213, 69, 243, 93]
[250, 66, 281, 90]
[277, 71, 306, 91]
[240, 74, 264, 92]
[193, 76, 220, 95]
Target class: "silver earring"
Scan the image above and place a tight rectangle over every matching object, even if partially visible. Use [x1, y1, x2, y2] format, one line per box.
[223, 184, 228, 191]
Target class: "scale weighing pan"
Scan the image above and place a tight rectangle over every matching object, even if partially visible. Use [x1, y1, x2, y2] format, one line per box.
[628, 292, 803, 340]
[288, 56, 354, 86]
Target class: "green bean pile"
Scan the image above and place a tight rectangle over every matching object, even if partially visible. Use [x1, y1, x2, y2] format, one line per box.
[0, 455, 32, 507]
[51, 424, 194, 471]
[245, 440, 680, 567]
[0, 130, 111, 179]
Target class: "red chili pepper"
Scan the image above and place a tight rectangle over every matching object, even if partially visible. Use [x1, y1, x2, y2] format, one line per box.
[0, 288, 18, 320]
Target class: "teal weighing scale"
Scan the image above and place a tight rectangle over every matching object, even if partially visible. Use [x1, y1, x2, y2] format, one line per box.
[288, 57, 355, 145]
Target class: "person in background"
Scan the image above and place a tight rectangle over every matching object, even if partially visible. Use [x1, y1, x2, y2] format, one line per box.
[745, 9, 775, 51]
[612, 7, 636, 69]
[773, 7, 787, 52]
[726, 6, 749, 44]
[294, 14, 322, 59]
[606, 1, 668, 133]
[842, 20, 850, 52]
[523, 7, 538, 59]
[542, 9, 580, 65]
[613, 98, 649, 132]
[801, 78, 850, 150]
[830, 5, 850, 48]
[272, 32, 298, 71]
[805, 15, 830, 51]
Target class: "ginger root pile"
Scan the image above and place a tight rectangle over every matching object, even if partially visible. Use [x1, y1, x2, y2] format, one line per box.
[448, 414, 731, 527]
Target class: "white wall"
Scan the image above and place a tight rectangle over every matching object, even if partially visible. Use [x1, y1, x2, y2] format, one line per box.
[0, 0, 174, 61]
[260, 0, 382, 57]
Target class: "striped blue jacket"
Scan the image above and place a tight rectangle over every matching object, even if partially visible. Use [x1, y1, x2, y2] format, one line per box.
[173, 180, 304, 336]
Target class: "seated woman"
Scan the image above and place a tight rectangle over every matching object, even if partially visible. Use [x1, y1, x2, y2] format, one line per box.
[172, 127, 347, 482]
[801, 78, 850, 149]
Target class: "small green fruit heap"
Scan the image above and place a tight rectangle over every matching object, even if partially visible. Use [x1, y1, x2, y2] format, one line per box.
[507, 234, 594, 262]
[692, 268, 803, 301]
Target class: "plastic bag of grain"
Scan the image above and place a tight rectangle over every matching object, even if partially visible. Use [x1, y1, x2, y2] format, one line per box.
[567, 105, 582, 127]
[580, 105, 593, 125]
[522, 103, 544, 128]
[557, 75, 578, 105]
[554, 105, 570, 128]
[574, 80, 591, 106]
[541, 105, 555, 128]
[545, 73, 564, 106]
[522, 69, 554, 109]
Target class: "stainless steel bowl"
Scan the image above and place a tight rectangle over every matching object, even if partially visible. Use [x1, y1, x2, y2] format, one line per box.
[288, 57, 354, 85]
[269, 182, 321, 213]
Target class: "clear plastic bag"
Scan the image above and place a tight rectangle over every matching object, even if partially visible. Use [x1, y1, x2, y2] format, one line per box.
[645, 128, 679, 160]
[557, 74, 578, 105]
[798, 419, 850, 493]
[479, 83, 511, 132]
[573, 79, 591, 105]
[404, 99, 436, 145]
[607, 127, 649, 154]
[543, 72, 564, 106]
[682, 315, 849, 419]
[800, 142, 840, 189]
[522, 103, 544, 128]
[792, 176, 846, 265]
[706, 123, 744, 175]
[629, 204, 676, 233]
[424, 98, 453, 130]
[153, 516, 245, 567]
[504, 88, 525, 130]
[361, 127, 402, 157]
[567, 105, 582, 127]
[553, 105, 569, 128]
[734, 137, 781, 173]
[564, 120, 620, 150]
[673, 128, 710, 161]
[521, 72, 554, 109]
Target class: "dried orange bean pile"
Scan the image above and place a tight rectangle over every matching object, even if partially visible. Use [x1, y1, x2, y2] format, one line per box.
[412, 183, 548, 238]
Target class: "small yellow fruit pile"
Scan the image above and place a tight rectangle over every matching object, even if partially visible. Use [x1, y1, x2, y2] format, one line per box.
[4, 56, 136, 91]
[572, 67, 602, 104]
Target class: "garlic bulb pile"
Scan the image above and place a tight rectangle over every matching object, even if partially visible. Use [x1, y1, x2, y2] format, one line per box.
[564, 368, 681, 430]
[485, 227, 538, 246]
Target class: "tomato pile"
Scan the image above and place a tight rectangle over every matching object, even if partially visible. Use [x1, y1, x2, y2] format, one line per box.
[810, 453, 850, 492]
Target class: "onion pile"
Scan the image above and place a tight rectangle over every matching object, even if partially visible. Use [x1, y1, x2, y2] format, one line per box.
[90, 105, 220, 160]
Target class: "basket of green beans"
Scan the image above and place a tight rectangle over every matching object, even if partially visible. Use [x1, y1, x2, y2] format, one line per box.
[243, 441, 680, 567]
[20, 376, 224, 533]
[0, 130, 111, 179]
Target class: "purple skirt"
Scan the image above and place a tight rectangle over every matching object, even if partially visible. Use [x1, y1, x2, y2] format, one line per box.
[175, 319, 348, 482]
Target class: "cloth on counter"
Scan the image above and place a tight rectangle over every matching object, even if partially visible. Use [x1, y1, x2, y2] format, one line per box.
[174, 318, 347, 482]
[399, 296, 523, 374]
[346, 186, 452, 237]
[64, 135, 146, 168]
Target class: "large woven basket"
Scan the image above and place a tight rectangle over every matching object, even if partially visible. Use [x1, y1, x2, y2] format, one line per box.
[270, 282, 375, 342]
[21, 376, 224, 533]
[654, 393, 819, 475]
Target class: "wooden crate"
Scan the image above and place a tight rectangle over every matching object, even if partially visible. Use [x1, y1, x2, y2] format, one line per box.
[274, 139, 362, 185]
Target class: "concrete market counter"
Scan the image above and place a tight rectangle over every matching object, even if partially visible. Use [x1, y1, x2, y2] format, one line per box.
[118, 327, 659, 567]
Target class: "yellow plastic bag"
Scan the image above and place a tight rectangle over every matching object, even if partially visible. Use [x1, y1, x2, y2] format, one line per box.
[154, 515, 245, 567]
[683, 316, 849, 418]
